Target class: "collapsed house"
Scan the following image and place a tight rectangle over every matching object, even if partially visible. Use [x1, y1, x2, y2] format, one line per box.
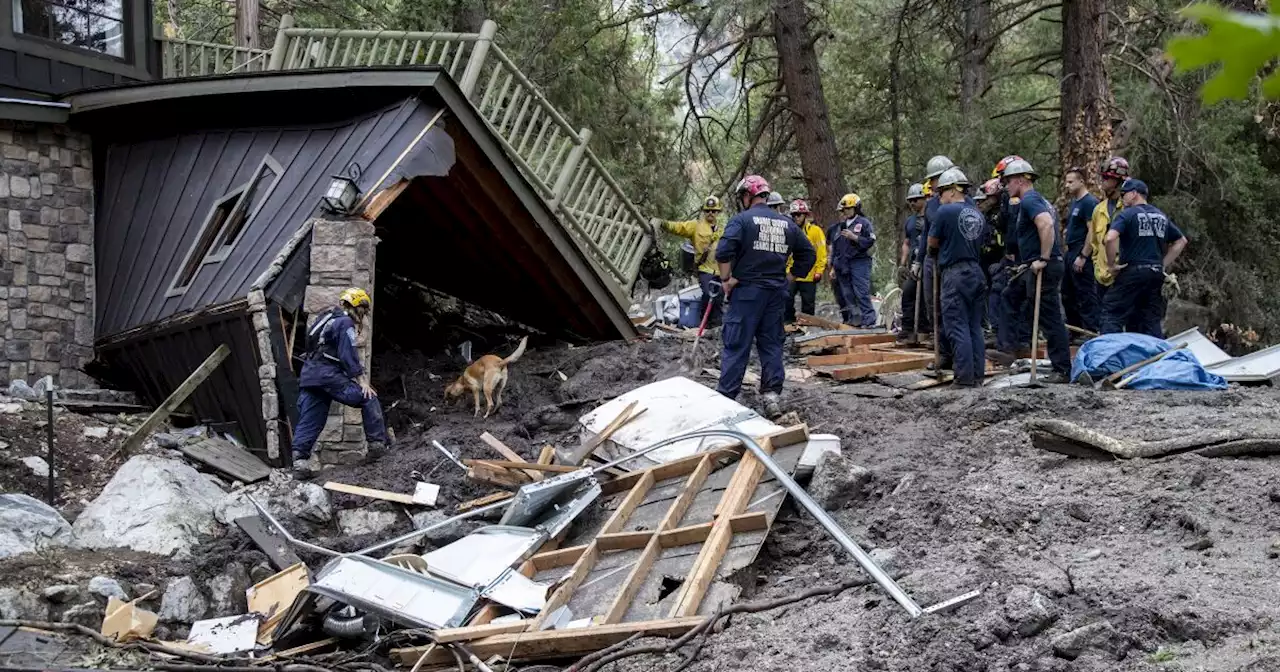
[0, 6, 664, 466]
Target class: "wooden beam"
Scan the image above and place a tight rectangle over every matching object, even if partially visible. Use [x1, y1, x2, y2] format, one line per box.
[390, 617, 706, 665]
[360, 178, 410, 221]
[322, 481, 416, 505]
[601, 448, 740, 495]
[119, 344, 230, 457]
[466, 463, 529, 488]
[597, 530, 658, 551]
[823, 356, 933, 381]
[531, 542, 599, 628]
[796, 332, 897, 353]
[574, 401, 643, 464]
[457, 491, 512, 512]
[432, 620, 532, 643]
[463, 459, 582, 474]
[537, 445, 556, 465]
[479, 432, 542, 480]
[601, 471, 655, 534]
[806, 350, 932, 367]
[528, 512, 769, 572]
[795, 313, 851, 330]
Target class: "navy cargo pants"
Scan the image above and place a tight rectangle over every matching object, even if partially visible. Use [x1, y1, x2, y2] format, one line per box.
[1062, 246, 1101, 334]
[1100, 265, 1165, 338]
[838, 257, 877, 327]
[941, 261, 987, 386]
[1007, 261, 1073, 373]
[718, 284, 787, 400]
[292, 366, 390, 460]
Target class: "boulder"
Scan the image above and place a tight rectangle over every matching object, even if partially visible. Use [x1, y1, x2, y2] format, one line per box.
[72, 456, 226, 558]
[88, 576, 129, 602]
[1051, 620, 1129, 660]
[158, 576, 208, 624]
[82, 426, 109, 439]
[206, 564, 250, 617]
[868, 547, 900, 576]
[21, 456, 51, 478]
[32, 376, 55, 398]
[215, 477, 332, 526]
[1004, 585, 1060, 637]
[0, 587, 50, 620]
[6, 379, 37, 401]
[337, 508, 401, 537]
[807, 452, 872, 511]
[42, 584, 81, 603]
[0, 493, 72, 558]
[59, 601, 103, 628]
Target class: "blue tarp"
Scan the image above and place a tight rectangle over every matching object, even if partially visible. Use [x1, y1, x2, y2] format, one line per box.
[1070, 333, 1228, 391]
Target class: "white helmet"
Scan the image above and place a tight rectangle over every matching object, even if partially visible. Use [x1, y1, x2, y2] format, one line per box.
[936, 167, 971, 189]
[925, 155, 955, 179]
[766, 191, 786, 207]
[1001, 158, 1038, 180]
[906, 183, 925, 200]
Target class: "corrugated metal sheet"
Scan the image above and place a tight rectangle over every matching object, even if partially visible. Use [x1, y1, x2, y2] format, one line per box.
[92, 98, 451, 338]
[1166, 328, 1233, 368]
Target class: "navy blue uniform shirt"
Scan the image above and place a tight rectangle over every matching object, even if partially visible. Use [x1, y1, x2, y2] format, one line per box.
[299, 308, 364, 387]
[904, 214, 921, 262]
[1014, 189, 1062, 262]
[930, 203, 986, 268]
[1109, 203, 1184, 267]
[1000, 191, 1021, 257]
[717, 204, 816, 289]
[830, 214, 876, 266]
[1065, 193, 1100, 251]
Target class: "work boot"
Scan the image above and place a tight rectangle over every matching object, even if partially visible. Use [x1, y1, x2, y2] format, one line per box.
[366, 441, 388, 459]
[926, 359, 954, 372]
[761, 392, 782, 419]
[988, 350, 1016, 367]
[1041, 371, 1070, 385]
[291, 454, 316, 480]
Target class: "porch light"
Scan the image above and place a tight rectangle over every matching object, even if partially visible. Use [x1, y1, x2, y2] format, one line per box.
[322, 163, 363, 214]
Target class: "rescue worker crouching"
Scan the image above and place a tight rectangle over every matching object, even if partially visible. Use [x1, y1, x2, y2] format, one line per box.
[829, 193, 878, 328]
[656, 196, 726, 327]
[928, 168, 988, 387]
[292, 288, 391, 479]
[716, 175, 816, 416]
[897, 183, 927, 344]
[785, 199, 828, 323]
[1101, 179, 1188, 337]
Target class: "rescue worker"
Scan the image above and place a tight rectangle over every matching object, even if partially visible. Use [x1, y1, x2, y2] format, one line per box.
[1101, 179, 1188, 337]
[897, 183, 927, 343]
[992, 155, 1026, 356]
[292, 288, 391, 478]
[1080, 156, 1130, 305]
[928, 168, 987, 387]
[913, 156, 958, 369]
[829, 193, 878, 327]
[785, 199, 828, 323]
[767, 191, 788, 215]
[1000, 159, 1072, 382]
[657, 196, 725, 327]
[1061, 167, 1101, 335]
[979, 179, 1008, 335]
[715, 175, 816, 414]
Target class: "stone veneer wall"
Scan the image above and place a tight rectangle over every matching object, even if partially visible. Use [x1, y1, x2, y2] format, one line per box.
[303, 218, 377, 465]
[0, 120, 95, 387]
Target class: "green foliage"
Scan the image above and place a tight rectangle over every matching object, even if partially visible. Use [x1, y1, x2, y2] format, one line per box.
[1167, 2, 1280, 102]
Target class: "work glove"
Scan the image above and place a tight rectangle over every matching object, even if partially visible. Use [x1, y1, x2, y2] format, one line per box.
[910, 262, 921, 279]
[649, 217, 664, 232]
[1163, 272, 1180, 300]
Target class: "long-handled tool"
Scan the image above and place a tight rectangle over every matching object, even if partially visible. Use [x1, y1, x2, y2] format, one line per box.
[1100, 342, 1188, 390]
[913, 266, 923, 344]
[1026, 271, 1044, 388]
[931, 261, 941, 371]
[670, 281, 721, 376]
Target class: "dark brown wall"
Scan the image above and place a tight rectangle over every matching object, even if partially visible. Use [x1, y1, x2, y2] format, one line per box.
[0, 0, 154, 100]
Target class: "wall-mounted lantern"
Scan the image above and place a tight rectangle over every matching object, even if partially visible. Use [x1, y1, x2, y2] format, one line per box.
[322, 163, 363, 215]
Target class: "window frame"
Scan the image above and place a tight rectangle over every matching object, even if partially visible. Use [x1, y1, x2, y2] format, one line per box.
[12, 0, 130, 61]
[165, 154, 284, 298]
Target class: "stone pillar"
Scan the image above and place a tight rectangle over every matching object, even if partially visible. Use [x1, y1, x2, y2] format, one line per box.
[303, 218, 377, 465]
[0, 121, 95, 387]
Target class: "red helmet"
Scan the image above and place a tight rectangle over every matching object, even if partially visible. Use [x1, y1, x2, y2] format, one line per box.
[734, 175, 771, 198]
[788, 199, 810, 215]
[981, 178, 1001, 197]
[1101, 156, 1131, 180]
[992, 155, 1024, 179]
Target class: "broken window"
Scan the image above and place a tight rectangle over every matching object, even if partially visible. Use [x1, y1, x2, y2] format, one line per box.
[166, 155, 283, 297]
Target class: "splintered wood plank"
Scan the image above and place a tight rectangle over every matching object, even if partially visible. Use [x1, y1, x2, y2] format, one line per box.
[823, 356, 934, 381]
[602, 448, 740, 495]
[457, 491, 513, 512]
[390, 617, 706, 665]
[806, 350, 933, 367]
[479, 432, 542, 480]
[180, 438, 271, 483]
[796, 332, 896, 353]
[464, 459, 582, 474]
[537, 445, 556, 465]
[121, 344, 230, 457]
[795, 313, 851, 330]
[322, 481, 416, 505]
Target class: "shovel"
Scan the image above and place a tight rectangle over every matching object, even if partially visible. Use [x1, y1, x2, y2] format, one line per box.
[661, 282, 721, 378]
[1025, 271, 1045, 388]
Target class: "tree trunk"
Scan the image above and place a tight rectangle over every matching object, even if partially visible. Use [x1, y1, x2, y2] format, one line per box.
[773, 0, 845, 219]
[888, 1, 908, 255]
[234, 0, 259, 49]
[449, 0, 486, 32]
[1059, 0, 1112, 191]
[959, 0, 990, 117]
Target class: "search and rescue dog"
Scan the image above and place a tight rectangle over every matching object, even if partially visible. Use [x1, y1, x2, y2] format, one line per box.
[444, 336, 529, 418]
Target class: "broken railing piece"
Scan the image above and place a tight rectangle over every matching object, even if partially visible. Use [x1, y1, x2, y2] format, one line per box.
[644, 429, 980, 619]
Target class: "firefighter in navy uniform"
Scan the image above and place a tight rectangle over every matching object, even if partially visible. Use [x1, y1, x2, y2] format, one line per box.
[897, 183, 927, 343]
[928, 168, 988, 387]
[716, 175, 816, 417]
[291, 288, 392, 479]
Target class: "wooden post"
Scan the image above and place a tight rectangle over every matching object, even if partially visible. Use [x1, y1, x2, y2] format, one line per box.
[119, 345, 231, 457]
[458, 19, 497, 99]
[267, 14, 295, 70]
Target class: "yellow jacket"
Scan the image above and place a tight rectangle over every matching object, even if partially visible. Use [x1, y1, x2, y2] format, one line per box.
[662, 216, 723, 275]
[1088, 198, 1122, 287]
[788, 219, 828, 282]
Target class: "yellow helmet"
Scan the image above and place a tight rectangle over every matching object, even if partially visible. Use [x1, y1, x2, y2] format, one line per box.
[922, 181, 934, 197]
[340, 287, 371, 309]
[701, 195, 723, 212]
[838, 193, 861, 210]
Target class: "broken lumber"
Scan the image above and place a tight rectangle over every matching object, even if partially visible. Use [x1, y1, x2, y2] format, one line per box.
[467, 462, 530, 488]
[572, 401, 645, 465]
[796, 332, 896, 355]
[814, 354, 934, 381]
[457, 491, 513, 512]
[795, 313, 851, 331]
[1028, 418, 1280, 459]
[479, 432, 543, 480]
[179, 437, 270, 483]
[119, 344, 231, 457]
[463, 459, 582, 474]
[323, 481, 417, 505]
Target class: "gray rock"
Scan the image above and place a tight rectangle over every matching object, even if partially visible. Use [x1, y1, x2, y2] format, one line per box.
[72, 455, 227, 558]
[153, 433, 186, 449]
[337, 508, 401, 537]
[132, 583, 158, 602]
[6, 379, 37, 401]
[88, 576, 129, 602]
[807, 452, 872, 511]
[32, 376, 55, 397]
[411, 510, 482, 547]
[1004, 585, 1059, 637]
[215, 480, 332, 526]
[0, 493, 72, 558]
[158, 576, 208, 624]
[21, 456, 51, 478]
[82, 426, 109, 439]
[1051, 620, 1129, 660]
[59, 601, 102, 628]
[868, 547, 900, 575]
[206, 564, 250, 617]
[42, 584, 81, 603]
[0, 587, 50, 620]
